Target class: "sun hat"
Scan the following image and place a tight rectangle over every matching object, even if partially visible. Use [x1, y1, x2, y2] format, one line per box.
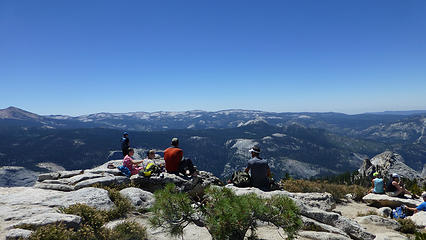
[249, 145, 260, 154]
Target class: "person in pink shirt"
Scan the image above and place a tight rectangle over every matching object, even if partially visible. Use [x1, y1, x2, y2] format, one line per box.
[123, 148, 143, 175]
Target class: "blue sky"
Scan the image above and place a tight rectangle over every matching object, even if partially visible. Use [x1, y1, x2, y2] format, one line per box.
[1, 0, 425, 116]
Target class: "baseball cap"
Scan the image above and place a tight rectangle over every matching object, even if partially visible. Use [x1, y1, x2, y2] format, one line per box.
[171, 137, 179, 146]
[373, 172, 379, 177]
[249, 145, 260, 154]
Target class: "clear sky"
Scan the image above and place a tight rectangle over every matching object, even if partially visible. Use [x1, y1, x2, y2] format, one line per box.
[1, 0, 425, 116]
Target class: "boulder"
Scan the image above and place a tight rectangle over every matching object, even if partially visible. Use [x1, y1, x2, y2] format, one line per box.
[103, 219, 126, 230]
[131, 171, 222, 196]
[85, 168, 121, 176]
[58, 170, 84, 178]
[43, 187, 115, 210]
[34, 182, 74, 191]
[333, 216, 375, 240]
[119, 187, 155, 209]
[362, 193, 421, 208]
[37, 172, 60, 182]
[224, 186, 375, 240]
[356, 215, 400, 230]
[12, 212, 81, 229]
[298, 231, 351, 240]
[408, 211, 426, 228]
[225, 185, 335, 212]
[0, 205, 58, 222]
[377, 207, 392, 218]
[5, 228, 33, 240]
[63, 172, 105, 185]
[301, 216, 349, 237]
[74, 175, 130, 190]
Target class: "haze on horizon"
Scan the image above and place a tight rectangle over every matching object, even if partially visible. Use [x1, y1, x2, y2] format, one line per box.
[1, 0, 426, 116]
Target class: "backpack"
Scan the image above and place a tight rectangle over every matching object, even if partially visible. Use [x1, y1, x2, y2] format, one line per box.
[231, 171, 251, 187]
[392, 206, 406, 219]
[143, 162, 161, 177]
[117, 165, 131, 177]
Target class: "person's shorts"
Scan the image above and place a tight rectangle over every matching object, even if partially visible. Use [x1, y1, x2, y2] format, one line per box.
[386, 191, 402, 197]
[373, 190, 384, 194]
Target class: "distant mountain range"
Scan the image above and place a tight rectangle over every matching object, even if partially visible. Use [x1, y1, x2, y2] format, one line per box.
[0, 106, 425, 182]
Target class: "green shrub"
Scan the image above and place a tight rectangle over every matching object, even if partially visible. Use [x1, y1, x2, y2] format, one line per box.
[403, 178, 426, 196]
[415, 231, 426, 240]
[110, 221, 147, 240]
[96, 186, 134, 221]
[28, 186, 140, 240]
[356, 210, 378, 217]
[149, 184, 195, 237]
[280, 179, 368, 202]
[27, 220, 147, 240]
[61, 204, 106, 231]
[203, 188, 262, 240]
[261, 194, 303, 238]
[397, 218, 417, 234]
[28, 224, 74, 240]
[150, 184, 302, 240]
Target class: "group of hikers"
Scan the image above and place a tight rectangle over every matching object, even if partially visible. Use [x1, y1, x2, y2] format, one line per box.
[368, 171, 426, 217]
[119, 132, 426, 208]
[369, 172, 418, 199]
[119, 132, 272, 190]
[119, 133, 198, 178]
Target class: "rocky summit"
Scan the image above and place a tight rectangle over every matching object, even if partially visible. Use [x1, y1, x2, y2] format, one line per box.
[0, 158, 425, 240]
[358, 151, 425, 184]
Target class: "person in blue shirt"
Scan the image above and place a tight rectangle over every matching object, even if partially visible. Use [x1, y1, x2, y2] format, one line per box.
[406, 192, 426, 213]
[121, 132, 130, 157]
[368, 172, 385, 194]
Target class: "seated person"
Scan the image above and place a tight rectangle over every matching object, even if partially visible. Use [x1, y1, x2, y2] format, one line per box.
[368, 172, 385, 194]
[386, 173, 415, 198]
[245, 145, 271, 191]
[164, 138, 196, 176]
[122, 148, 143, 176]
[143, 149, 156, 168]
[406, 192, 426, 213]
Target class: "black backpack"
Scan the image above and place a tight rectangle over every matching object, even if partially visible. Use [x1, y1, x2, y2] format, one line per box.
[231, 171, 251, 187]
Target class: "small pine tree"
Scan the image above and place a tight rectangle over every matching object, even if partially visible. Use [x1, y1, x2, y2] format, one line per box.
[150, 184, 302, 240]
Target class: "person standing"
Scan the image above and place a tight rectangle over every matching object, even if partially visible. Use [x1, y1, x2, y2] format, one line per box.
[245, 145, 271, 191]
[121, 132, 130, 157]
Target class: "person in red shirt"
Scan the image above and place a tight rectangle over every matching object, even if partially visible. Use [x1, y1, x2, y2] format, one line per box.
[164, 138, 196, 175]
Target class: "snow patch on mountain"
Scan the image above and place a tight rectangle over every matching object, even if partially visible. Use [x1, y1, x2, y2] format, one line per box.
[272, 133, 286, 137]
[237, 118, 268, 127]
[297, 115, 312, 119]
[190, 136, 206, 141]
